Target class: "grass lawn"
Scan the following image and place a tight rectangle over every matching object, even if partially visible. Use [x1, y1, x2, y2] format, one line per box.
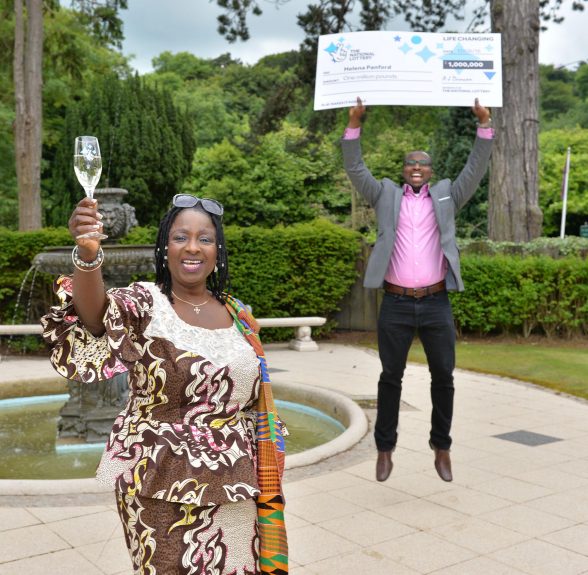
[329, 331, 588, 401]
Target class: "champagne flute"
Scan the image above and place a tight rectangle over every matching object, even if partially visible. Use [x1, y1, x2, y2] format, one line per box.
[74, 135, 108, 240]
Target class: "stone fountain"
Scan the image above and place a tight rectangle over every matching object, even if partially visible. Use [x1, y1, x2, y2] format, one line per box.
[33, 188, 153, 443]
[34, 188, 154, 287]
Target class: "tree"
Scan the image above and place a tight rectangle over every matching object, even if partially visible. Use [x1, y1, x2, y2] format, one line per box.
[69, 0, 127, 48]
[214, 0, 587, 41]
[183, 122, 337, 227]
[214, 0, 587, 241]
[0, 2, 13, 162]
[538, 127, 588, 236]
[0, 1, 127, 229]
[214, 0, 467, 44]
[488, 0, 543, 241]
[537, 64, 588, 130]
[12, 0, 127, 231]
[14, 0, 44, 231]
[540, 65, 578, 120]
[575, 61, 588, 100]
[48, 74, 196, 227]
[151, 51, 215, 81]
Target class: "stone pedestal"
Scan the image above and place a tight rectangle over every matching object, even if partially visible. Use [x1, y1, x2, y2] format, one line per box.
[289, 326, 320, 351]
[57, 372, 129, 443]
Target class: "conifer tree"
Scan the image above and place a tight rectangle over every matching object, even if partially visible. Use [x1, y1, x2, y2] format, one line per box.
[47, 74, 195, 227]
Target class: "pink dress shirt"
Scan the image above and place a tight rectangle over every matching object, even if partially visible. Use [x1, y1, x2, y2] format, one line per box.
[343, 126, 494, 289]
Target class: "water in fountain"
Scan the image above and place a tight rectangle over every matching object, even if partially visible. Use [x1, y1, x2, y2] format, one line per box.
[0, 394, 345, 479]
[3, 265, 40, 356]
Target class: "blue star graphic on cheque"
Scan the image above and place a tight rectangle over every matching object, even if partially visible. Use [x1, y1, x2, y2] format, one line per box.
[324, 42, 338, 55]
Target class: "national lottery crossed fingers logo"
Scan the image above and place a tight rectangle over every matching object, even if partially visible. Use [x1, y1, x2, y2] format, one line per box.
[324, 36, 350, 63]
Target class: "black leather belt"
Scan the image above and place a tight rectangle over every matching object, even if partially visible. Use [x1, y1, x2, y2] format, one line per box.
[384, 280, 446, 298]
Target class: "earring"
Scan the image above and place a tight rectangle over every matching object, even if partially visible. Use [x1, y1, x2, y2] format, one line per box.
[214, 265, 218, 273]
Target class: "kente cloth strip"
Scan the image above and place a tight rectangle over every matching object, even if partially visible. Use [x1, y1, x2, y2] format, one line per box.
[225, 295, 289, 575]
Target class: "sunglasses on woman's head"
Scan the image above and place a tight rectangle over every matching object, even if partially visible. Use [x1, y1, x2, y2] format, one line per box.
[172, 194, 224, 216]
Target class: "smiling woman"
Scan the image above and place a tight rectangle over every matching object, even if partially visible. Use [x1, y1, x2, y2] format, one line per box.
[156, 202, 232, 328]
[41, 193, 289, 574]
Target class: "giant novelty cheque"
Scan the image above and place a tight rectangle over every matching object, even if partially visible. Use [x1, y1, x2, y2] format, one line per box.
[314, 30, 503, 110]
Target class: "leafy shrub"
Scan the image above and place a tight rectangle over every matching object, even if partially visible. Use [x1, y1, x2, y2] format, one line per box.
[0, 227, 71, 324]
[227, 219, 361, 338]
[452, 254, 588, 337]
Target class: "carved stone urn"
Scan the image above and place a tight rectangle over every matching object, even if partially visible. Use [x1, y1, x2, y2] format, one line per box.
[94, 187, 138, 242]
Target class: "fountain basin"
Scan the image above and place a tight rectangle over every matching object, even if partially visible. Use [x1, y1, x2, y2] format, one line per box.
[0, 381, 367, 495]
[32, 244, 155, 289]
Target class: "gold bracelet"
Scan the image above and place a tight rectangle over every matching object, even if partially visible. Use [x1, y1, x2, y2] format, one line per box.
[72, 245, 104, 272]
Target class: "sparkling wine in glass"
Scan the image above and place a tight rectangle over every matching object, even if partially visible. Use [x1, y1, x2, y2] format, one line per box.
[74, 135, 107, 240]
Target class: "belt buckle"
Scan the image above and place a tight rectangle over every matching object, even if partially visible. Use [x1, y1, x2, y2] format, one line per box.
[414, 287, 426, 298]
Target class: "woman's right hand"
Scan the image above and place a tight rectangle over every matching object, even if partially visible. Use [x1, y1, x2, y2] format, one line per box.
[67, 198, 108, 334]
[68, 197, 103, 256]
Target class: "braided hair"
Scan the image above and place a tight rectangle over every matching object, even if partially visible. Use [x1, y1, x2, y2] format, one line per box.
[154, 206, 230, 304]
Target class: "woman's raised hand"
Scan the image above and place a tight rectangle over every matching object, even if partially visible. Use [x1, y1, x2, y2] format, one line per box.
[68, 197, 104, 254]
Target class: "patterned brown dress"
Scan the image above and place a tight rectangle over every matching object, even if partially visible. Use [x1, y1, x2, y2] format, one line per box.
[42, 276, 263, 574]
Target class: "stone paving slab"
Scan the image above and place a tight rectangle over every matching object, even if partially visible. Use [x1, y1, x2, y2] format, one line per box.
[1, 343, 588, 574]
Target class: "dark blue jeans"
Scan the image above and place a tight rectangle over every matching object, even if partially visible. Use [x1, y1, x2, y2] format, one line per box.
[375, 290, 456, 452]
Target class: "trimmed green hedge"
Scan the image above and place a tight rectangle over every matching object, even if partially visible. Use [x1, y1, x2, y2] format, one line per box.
[459, 236, 588, 258]
[2, 226, 586, 340]
[0, 221, 362, 341]
[452, 255, 588, 338]
[0, 227, 71, 325]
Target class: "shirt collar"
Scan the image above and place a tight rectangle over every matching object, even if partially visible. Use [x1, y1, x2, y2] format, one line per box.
[403, 183, 430, 197]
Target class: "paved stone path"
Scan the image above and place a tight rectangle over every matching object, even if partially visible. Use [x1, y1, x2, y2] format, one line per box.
[1, 343, 588, 574]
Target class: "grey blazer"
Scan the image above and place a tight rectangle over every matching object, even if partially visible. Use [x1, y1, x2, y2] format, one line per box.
[341, 134, 493, 291]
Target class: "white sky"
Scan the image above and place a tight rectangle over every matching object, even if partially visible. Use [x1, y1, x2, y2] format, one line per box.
[119, 0, 587, 73]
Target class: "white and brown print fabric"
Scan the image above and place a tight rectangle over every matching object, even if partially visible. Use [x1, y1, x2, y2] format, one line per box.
[42, 276, 263, 574]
